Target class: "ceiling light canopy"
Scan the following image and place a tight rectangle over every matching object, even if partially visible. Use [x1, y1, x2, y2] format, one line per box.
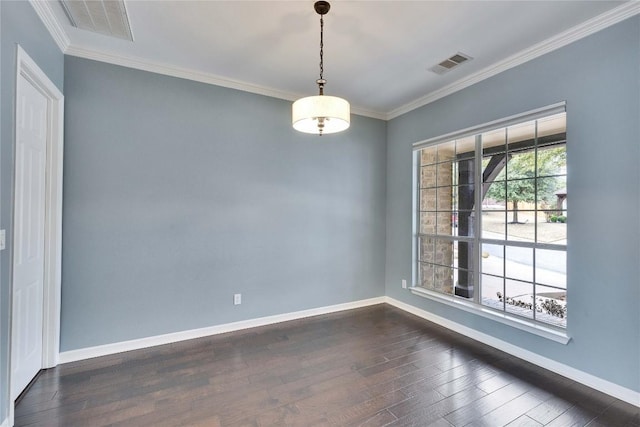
[292, 1, 350, 136]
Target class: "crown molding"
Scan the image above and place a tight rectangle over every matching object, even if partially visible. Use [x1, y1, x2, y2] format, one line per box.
[29, 0, 70, 52]
[64, 46, 386, 120]
[350, 106, 387, 121]
[29, 0, 638, 122]
[386, 1, 640, 120]
[64, 45, 299, 99]
[29, 0, 385, 119]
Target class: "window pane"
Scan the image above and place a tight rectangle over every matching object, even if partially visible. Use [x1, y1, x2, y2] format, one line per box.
[505, 246, 533, 282]
[535, 285, 567, 327]
[457, 184, 474, 211]
[535, 199, 554, 212]
[481, 242, 504, 307]
[481, 244, 503, 277]
[456, 211, 474, 237]
[457, 159, 475, 188]
[537, 210, 567, 243]
[537, 177, 565, 207]
[456, 240, 475, 285]
[437, 161, 455, 187]
[437, 186, 454, 211]
[437, 141, 456, 162]
[419, 236, 435, 263]
[436, 212, 453, 236]
[420, 165, 437, 188]
[506, 149, 536, 178]
[456, 136, 475, 156]
[507, 211, 535, 242]
[433, 238, 454, 267]
[535, 249, 566, 288]
[419, 212, 436, 234]
[507, 119, 536, 145]
[537, 144, 566, 178]
[419, 189, 436, 212]
[504, 279, 534, 319]
[483, 180, 506, 211]
[434, 265, 454, 295]
[455, 269, 474, 298]
[482, 128, 506, 155]
[484, 179, 505, 203]
[481, 274, 504, 310]
[419, 262, 435, 289]
[507, 120, 536, 143]
[506, 179, 535, 213]
[417, 236, 456, 295]
[452, 240, 459, 269]
[421, 146, 437, 165]
[537, 112, 566, 139]
[482, 209, 506, 240]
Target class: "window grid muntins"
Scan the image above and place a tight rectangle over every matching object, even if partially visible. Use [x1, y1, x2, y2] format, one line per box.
[416, 111, 567, 328]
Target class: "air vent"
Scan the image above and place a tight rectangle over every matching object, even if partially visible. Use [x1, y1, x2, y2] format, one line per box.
[429, 52, 473, 75]
[60, 0, 133, 41]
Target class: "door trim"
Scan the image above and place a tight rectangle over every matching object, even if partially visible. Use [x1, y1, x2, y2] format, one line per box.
[8, 45, 64, 425]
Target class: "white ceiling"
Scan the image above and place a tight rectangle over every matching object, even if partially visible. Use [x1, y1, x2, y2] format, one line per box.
[36, 0, 637, 119]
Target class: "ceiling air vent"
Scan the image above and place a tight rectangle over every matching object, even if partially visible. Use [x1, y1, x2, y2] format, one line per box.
[429, 52, 473, 75]
[60, 0, 133, 41]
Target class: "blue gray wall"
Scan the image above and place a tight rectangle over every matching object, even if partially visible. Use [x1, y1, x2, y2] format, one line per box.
[0, 1, 64, 422]
[61, 56, 387, 351]
[386, 16, 640, 392]
[2, 4, 637, 421]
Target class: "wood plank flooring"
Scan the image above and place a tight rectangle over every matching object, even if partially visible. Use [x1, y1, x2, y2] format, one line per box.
[14, 304, 639, 426]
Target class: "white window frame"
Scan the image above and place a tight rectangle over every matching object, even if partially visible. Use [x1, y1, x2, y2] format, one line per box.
[411, 102, 570, 344]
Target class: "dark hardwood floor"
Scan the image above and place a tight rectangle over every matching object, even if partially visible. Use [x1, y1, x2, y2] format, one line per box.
[15, 304, 639, 426]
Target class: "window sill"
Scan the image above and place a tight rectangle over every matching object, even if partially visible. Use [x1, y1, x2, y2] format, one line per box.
[409, 286, 571, 344]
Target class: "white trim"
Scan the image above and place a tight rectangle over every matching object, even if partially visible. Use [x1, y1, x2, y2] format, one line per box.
[27, 0, 387, 119]
[387, 2, 640, 120]
[64, 46, 298, 102]
[59, 297, 386, 364]
[14, 45, 64, 369]
[384, 296, 640, 408]
[29, 0, 638, 120]
[63, 46, 386, 120]
[49, 294, 639, 408]
[9, 45, 64, 425]
[408, 287, 569, 344]
[28, 0, 70, 52]
[0, 416, 8, 427]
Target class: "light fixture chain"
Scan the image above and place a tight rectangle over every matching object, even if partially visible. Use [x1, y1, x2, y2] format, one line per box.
[319, 14, 324, 81]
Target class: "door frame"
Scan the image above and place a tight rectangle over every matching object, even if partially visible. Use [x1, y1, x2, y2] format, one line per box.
[8, 45, 64, 425]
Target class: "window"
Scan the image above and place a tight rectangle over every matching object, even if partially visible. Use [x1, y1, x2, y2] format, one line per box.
[414, 104, 567, 329]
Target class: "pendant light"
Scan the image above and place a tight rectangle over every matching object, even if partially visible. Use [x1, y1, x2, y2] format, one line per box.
[292, 1, 350, 136]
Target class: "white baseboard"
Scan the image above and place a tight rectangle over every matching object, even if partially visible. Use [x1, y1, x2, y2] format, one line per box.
[384, 296, 640, 408]
[59, 296, 386, 364]
[57, 294, 639, 408]
[1, 416, 8, 427]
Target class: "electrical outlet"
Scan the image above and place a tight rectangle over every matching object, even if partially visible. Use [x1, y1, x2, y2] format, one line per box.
[402, 279, 407, 289]
[234, 293, 242, 305]
[0, 230, 5, 251]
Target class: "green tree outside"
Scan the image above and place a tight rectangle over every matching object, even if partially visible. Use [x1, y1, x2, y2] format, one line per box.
[485, 146, 566, 223]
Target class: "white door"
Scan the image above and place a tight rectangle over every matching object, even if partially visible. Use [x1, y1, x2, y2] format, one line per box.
[11, 72, 48, 400]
